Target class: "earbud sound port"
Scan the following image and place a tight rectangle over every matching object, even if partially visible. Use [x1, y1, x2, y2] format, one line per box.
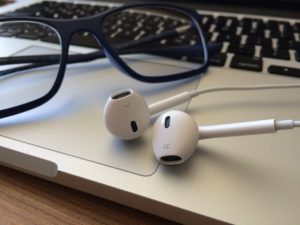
[160, 155, 182, 162]
[111, 90, 131, 100]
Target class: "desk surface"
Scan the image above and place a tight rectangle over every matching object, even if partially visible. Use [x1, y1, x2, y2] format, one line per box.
[0, 165, 177, 225]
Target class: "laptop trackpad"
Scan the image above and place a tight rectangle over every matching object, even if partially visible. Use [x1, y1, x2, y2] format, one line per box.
[0, 45, 199, 176]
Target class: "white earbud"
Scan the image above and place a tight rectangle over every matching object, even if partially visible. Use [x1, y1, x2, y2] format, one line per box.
[104, 89, 150, 140]
[152, 110, 300, 165]
[104, 89, 193, 140]
[104, 84, 300, 140]
[152, 110, 199, 164]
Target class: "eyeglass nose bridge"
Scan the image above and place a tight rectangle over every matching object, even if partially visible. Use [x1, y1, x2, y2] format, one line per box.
[61, 26, 130, 78]
[69, 30, 102, 49]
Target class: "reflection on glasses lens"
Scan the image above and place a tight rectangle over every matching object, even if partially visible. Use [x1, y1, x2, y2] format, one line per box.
[102, 6, 205, 77]
[0, 21, 61, 111]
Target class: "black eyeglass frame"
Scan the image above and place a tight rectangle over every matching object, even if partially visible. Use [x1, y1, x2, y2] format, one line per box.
[0, 2, 209, 119]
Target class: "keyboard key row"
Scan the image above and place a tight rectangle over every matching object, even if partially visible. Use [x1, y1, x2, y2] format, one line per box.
[230, 55, 263, 72]
[230, 54, 300, 76]
[268, 65, 300, 77]
[226, 43, 298, 60]
[1, 0, 299, 78]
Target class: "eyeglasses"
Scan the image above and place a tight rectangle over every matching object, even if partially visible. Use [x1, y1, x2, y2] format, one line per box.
[0, 2, 220, 119]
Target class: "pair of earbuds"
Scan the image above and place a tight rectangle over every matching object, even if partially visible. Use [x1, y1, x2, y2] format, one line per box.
[104, 85, 300, 165]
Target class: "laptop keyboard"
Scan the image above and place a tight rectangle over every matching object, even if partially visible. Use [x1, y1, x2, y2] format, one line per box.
[2, 1, 300, 78]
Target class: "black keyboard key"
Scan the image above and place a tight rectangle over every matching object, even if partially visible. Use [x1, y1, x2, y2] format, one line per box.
[241, 27, 265, 37]
[214, 16, 238, 31]
[202, 15, 214, 23]
[227, 44, 255, 56]
[269, 30, 281, 38]
[230, 55, 263, 71]
[268, 65, 300, 78]
[3, 2, 43, 17]
[204, 32, 213, 42]
[214, 16, 228, 26]
[282, 31, 295, 40]
[261, 48, 290, 60]
[209, 53, 227, 66]
[277, 39, 296, 50]
[246, 36, 272, 47]
[293, 42, 300, 51]
[241, 18, 264, 30]
[6, 1, 108, 19]
[266, 20, 280, 31]
[294, 23, 300, 32]
[201, 14, 213, 31]
[240, 18, 253, 28]
[214, 24, 237, 34]
[226, 17, 239, 27]
[216, 33, 241, 44]
[295, 50, 300, 62]
[186, 51, 226, 67]
[282, 22, 293, 33]
[201, 21, 212, 32]
[267, 21, 294, 39]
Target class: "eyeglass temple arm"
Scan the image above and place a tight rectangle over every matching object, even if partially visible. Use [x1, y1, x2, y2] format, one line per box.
[0, 41, 220, 65]
[1, 22, 211, 64]
[0, 43, 220, 77]
[0, 24, 192, 65]
[0, 23, 221, 77]
[0, 42, 221, 77]
[120, 43, 221, 57]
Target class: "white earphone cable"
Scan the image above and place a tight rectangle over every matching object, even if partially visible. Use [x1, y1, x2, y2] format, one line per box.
[189, 83, 300, 98]
[149, 83, 300, 115]
[275, 120, 300, 130]
[294, 121, 300, 127]
[188, 84, 300, 129]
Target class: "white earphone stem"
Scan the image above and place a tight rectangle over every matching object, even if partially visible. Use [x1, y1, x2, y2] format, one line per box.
[198, 119, 276, 139]
[198, 119, 300, 140]
[152, 110, 300, 165]
[148, 91, 192, 115]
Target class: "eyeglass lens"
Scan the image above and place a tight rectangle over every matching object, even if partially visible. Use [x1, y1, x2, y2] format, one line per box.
[0, 6, 205, 113]
[101, 6, 205, 77]
[0, 21, 61, 111]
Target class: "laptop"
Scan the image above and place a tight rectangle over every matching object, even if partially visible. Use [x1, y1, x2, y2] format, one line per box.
[1, 0, 300, 224]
